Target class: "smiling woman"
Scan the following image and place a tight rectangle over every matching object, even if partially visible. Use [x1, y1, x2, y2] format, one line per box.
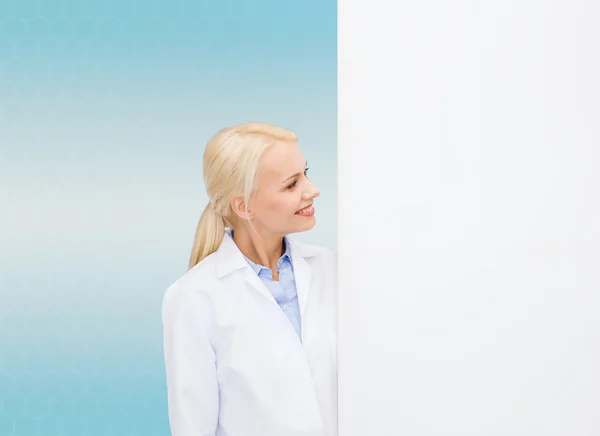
[162, 122, 338, 436]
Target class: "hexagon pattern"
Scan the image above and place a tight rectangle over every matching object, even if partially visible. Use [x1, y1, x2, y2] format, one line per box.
[0, 0, 337, 434]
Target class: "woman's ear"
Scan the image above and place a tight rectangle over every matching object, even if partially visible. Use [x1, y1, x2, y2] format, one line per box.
[230, 196, 253, 221]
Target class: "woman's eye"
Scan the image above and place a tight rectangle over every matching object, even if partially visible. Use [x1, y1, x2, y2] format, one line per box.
[287, 168, 310, 190]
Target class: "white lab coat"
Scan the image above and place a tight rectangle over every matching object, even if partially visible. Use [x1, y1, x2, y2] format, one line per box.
[162, 230, 337, 436]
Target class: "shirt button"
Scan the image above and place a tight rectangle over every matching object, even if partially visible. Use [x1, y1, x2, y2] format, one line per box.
[283, 304, 291, 310]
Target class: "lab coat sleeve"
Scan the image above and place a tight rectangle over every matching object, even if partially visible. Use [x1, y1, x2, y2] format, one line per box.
[162, 281, 219, 436]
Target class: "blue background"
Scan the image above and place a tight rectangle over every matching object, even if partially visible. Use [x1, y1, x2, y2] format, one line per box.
[0, 0, 336, 434]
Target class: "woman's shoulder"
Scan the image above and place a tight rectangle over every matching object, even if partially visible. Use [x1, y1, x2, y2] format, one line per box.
[163, 252, 221, 304]
[161, 259, 220, 334]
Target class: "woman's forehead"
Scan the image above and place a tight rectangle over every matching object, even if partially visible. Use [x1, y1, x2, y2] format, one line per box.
[260, 141, 305, 178]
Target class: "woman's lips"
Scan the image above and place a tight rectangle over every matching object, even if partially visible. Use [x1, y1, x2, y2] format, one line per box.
[295, 204, 315, 216]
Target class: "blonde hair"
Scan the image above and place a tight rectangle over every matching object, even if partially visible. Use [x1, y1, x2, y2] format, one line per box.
[188, 122, 298, 270]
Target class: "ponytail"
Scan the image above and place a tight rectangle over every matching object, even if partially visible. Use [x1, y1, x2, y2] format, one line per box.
[188, 201, 226, 270]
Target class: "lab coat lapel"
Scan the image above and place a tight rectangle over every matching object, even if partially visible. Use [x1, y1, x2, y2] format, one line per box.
[242, 266, 278, 304]
[214, 230, 278, 305]
[288, 237, 313, 319]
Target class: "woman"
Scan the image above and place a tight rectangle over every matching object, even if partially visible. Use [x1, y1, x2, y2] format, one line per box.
[162, 122, 337, 436]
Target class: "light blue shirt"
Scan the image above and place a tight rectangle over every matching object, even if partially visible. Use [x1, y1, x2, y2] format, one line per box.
[227, 229, 302, 342]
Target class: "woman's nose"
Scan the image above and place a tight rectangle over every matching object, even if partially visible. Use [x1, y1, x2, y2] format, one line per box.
[303, 182, 321, 200]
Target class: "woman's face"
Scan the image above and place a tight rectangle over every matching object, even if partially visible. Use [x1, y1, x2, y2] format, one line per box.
[246, 140, 321, 237]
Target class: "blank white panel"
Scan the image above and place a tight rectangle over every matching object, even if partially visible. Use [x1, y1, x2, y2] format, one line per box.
[338, 1, 600, 435]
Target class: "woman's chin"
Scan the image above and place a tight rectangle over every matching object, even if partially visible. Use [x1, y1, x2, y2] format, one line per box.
[293, 217, 316, 232]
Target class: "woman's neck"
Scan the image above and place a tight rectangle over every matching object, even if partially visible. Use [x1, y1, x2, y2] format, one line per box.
[232, 225, 285, 273]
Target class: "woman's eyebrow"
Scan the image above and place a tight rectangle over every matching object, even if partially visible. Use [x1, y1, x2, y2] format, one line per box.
[281, 161, 308, 184]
